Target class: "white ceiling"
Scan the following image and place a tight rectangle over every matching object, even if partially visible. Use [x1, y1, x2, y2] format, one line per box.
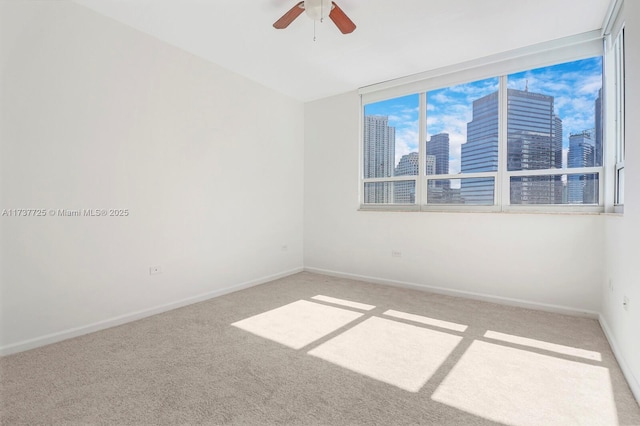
[74, 0, 612, 102]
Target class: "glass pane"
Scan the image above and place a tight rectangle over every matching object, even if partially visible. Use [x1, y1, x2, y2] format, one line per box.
[364, 181, 416, 204]
[428, 177, 494, 205]
[616, 168, 624, 205]
[507, 57, 603, 171]
[427, 78, 499, 176]
[510, 174, 599, 205]
[615, 30, 625, 164]
[363, 95, 419, 179]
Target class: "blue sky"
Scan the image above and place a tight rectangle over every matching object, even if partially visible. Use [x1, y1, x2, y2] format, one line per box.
[364, 57, 602, 174]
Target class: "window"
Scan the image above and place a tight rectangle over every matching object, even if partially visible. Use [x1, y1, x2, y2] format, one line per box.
[361, 41, 606, 212]
[363, 95, 419, 204]
[506, 59, 602, 206]
[612, 28, 625, 210]
[427, 78, 498, 206]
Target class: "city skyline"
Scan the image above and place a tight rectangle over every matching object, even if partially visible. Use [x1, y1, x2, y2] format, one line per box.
[364, 57, 602, 174]
[363, 57, 602, 204]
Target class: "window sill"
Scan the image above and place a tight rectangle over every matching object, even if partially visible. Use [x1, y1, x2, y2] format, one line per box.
[358, 205, 420, 213]
[359, 204, 605, 215]
[601, 212, 624, 217]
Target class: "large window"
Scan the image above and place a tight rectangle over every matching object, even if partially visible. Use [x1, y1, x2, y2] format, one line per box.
[361, 54, 605, 212]
[612, 28, 625, 209]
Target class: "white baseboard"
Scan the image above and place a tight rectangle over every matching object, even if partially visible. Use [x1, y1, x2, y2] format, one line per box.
[304, 266, 600, 319]
[599, 314, 640, 404]
[0, 267, 303, 356]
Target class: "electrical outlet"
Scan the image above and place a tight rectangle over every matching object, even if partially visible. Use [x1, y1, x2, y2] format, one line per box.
[149, 266, 162, 275]
[623, 295, 629, 311]
[391, 250, 402, 258]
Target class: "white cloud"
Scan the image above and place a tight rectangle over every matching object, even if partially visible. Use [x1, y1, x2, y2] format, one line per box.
[394, 122, 419, 166]
[577, 75, 602, 96]
[430, 91, 454, 105]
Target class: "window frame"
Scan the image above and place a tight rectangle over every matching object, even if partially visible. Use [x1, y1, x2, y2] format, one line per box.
[359, 31, 606, 213]
[602, 0, 625, 214]
[612, 27, 625, 212]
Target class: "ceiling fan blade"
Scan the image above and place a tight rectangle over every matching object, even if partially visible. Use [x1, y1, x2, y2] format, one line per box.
[273, 1, 305, 29]
[329, 2, 356, 34]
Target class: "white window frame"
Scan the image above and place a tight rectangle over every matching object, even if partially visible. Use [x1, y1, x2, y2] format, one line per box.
[612, 28, 625, 211]
[359, 30, 605, 213]
[602, 0, 625, 214]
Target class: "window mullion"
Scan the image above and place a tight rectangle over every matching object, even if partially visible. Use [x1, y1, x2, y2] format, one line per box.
[614, 28, 625, 208]
[498, 75, 509, 210]
[418, 92, 426, 206]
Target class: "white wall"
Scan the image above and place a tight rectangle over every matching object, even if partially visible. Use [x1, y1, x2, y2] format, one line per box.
[0, 1, 304, 352]
[304, 91, 604, 315]
[602, 0, 640, 400]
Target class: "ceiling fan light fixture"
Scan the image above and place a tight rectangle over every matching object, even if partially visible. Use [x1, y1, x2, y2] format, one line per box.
[304, 0, 333, 21]
[273, 0, 355, 34]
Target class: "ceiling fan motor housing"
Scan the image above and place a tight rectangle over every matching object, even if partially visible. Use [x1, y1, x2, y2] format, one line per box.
[304, 0, 333, 20]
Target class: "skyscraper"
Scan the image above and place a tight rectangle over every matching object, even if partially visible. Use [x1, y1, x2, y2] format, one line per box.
[426, 155, 436, 184]
[461, 88, 563, 204]
[507, 89, 560, 204]
[553, 115, 564, 169]
[395, 152, 419, 176]
[426, 133, 449, 175]
[394, 152, 418, 203]
[595, 88, 603, 167]
[462, 92, 499, 173]
[553, 115, 564, 203]
[363, 115, 395, 203]
[392, 152, 437, 203]
[508, 90, 554, 170]
[568, 130, 597, 203]
[426, 133, 450, 194]
[461, 91, 499, 204]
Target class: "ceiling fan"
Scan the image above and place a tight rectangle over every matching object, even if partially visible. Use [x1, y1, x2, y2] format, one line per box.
[273, 0, 356, 34]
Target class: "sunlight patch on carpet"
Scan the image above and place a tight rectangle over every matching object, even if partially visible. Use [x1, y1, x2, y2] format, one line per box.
[308, 316, 462, 392]
[383, 309, 468, 332]
[231, 300, 363, 350]
[311, 295, 376, 311]
[483, 330, 601, 361]
[432, 340, 617, 425]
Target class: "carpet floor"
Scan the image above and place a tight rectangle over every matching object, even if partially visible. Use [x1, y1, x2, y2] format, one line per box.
[1, 272, 639, 425]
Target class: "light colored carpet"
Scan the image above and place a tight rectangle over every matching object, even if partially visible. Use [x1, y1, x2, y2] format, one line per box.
[1, 272, 639, 425]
